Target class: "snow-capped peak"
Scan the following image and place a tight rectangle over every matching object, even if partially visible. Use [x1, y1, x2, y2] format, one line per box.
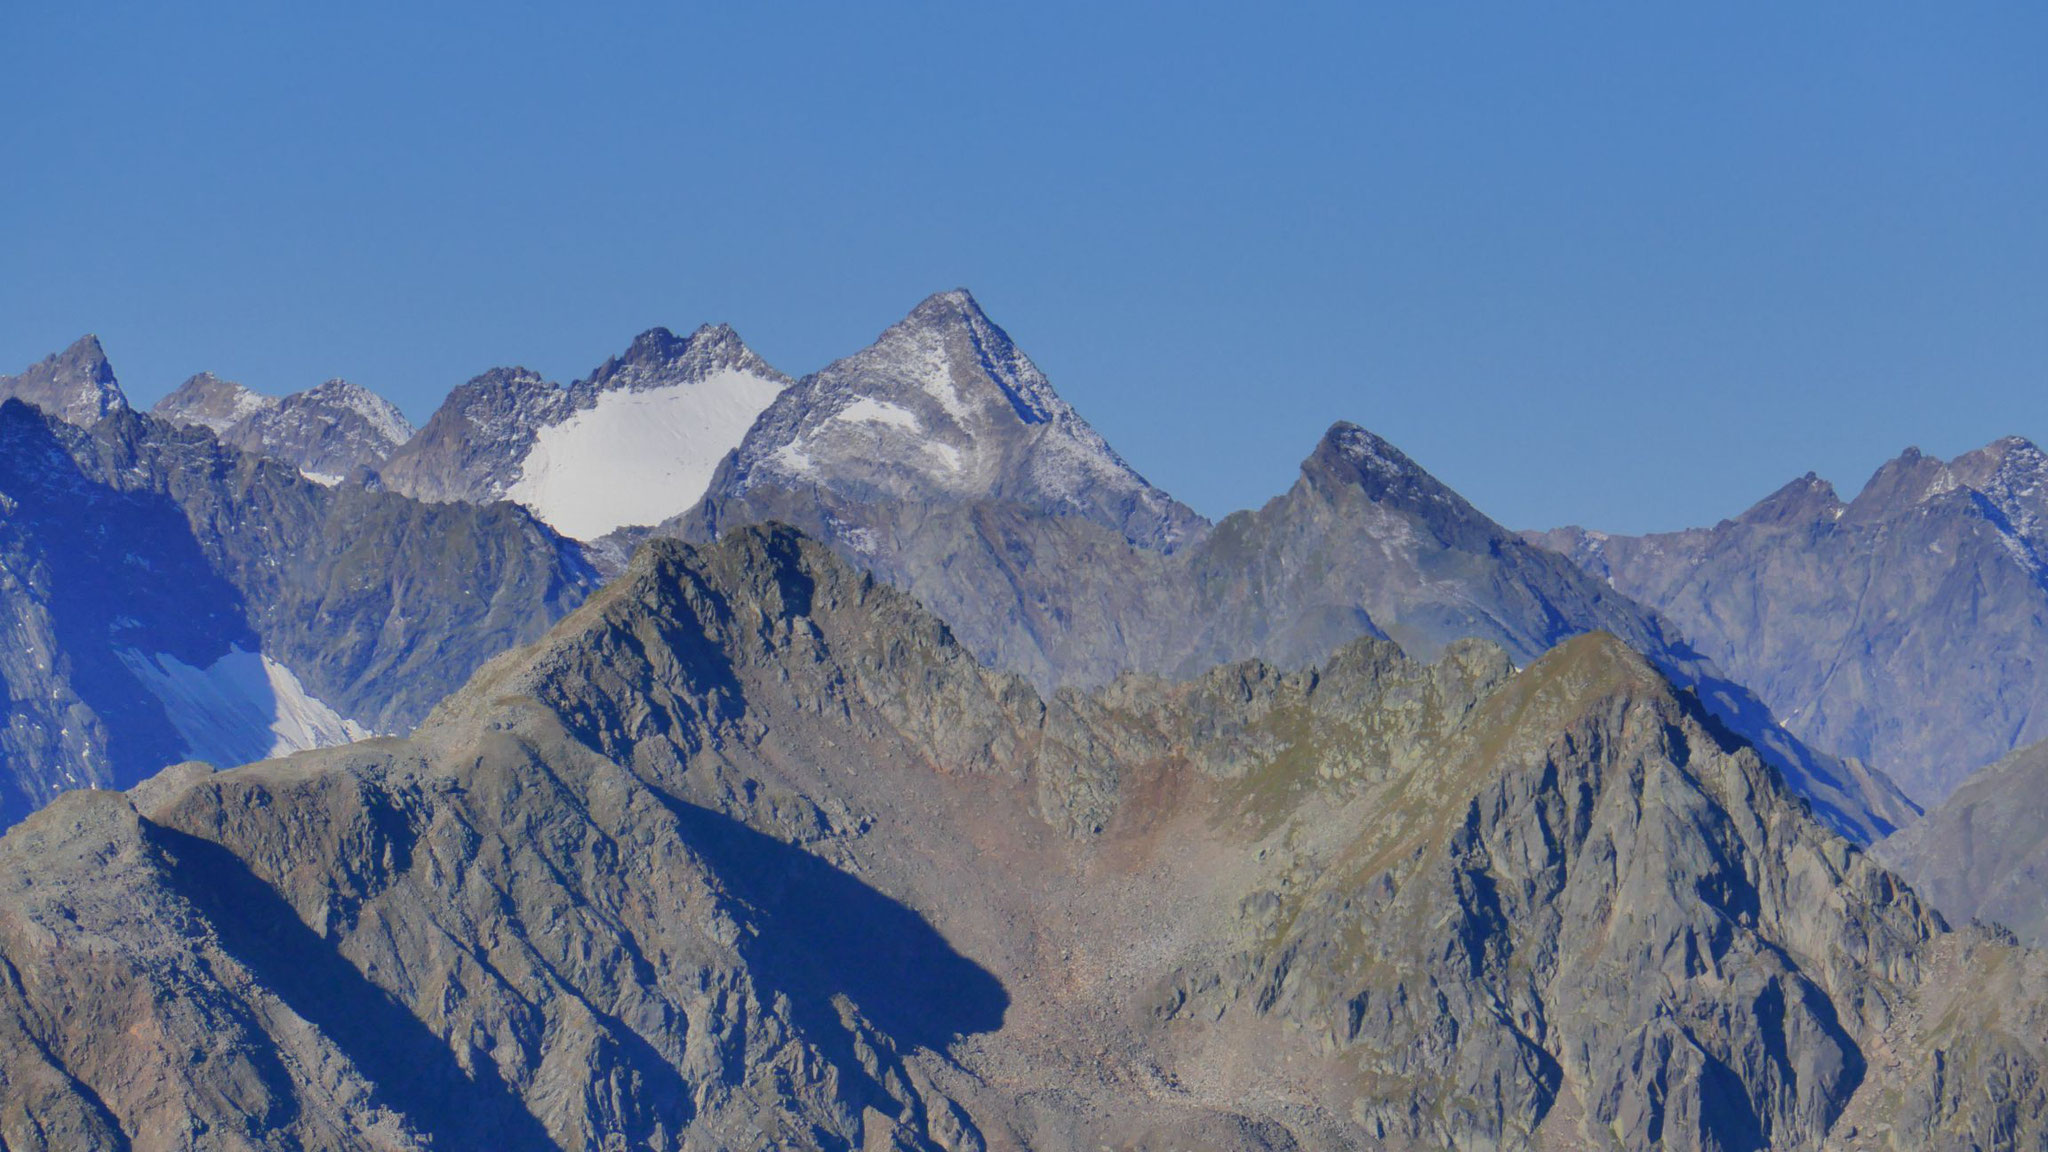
[498, 324, 793, 540]
[728, 289, 1204, 550]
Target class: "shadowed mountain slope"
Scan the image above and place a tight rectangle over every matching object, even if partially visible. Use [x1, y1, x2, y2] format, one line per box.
[0, 391, 598, 828]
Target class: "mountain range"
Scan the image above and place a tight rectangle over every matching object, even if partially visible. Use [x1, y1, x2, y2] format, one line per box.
[3, 290, 2047, 1148]
[1531, 436, 2048, 808]
[3, 526, 2040, 1151]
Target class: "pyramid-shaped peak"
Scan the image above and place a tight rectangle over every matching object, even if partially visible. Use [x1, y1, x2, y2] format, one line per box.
[2, 334, 128, 425]
[152, 371, 273, 434]
[902, 287, 987, 325]
[1306, 421, 1428, 481]
[1737, 472, 1845, 526]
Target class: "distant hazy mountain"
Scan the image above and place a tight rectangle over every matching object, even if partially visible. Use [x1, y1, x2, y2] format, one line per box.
[0, 342, 600, 828]
[380, 325, 790, 539]
[0, 525, 2034, 1151]
[154, 371, 415, 483]
[1531, 436, 2048, 806]
[1879, 734, 2048, 947]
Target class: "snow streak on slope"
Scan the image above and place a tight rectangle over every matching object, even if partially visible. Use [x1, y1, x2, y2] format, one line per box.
[507, 367, 787, 539]
[119, 647, 372, 769]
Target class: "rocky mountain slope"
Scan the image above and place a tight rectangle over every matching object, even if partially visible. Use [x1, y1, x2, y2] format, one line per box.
[1878, 734, 2048, 948]
[0, 342, 601, 828]
[0, 524, 2039, 1151]
[379, 325, 790, 539]
[153, 372, 415, 483]
[1531, 436, 2048, 806]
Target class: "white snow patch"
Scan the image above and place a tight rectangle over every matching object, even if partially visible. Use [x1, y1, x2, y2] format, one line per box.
[835, 397, 922, 432]
[507, 368, 787, 539]
[299, 469, 345, 487]
[119, 646, 372, 769]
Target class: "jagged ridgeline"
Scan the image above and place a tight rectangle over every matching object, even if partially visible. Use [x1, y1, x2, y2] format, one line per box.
[2, 526, 2041, 1152]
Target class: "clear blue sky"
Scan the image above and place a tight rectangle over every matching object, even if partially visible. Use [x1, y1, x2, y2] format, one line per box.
[4, 3, 2043, 533]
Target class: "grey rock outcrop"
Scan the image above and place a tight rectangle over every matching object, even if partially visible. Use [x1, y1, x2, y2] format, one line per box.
[0, 525, 2037, 1150]
[1531, 436, 2048, 806]
[153, 372, 415, 481]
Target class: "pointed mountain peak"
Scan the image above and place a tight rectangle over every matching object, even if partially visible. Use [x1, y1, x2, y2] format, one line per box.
[1, 335, 129, 426]
[826, 288, 1067, 429]
[900, 287, 987, 327]
[1848, 445, 1953, 519]
[152, 372, 275, 434]
[1302, 422, 1445, 496]
[1736, 471, 1844, 526]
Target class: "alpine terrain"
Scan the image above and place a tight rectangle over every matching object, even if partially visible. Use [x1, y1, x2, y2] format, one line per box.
[0, 342, 599, 828]
[153, 372, 416, 484]
[1, 526, 2041, 1151]
[380, 324, 790, 540]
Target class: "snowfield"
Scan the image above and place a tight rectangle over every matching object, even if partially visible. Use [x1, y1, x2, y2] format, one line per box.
[507, 367, 787, 539]
[119, 646, 372, 769]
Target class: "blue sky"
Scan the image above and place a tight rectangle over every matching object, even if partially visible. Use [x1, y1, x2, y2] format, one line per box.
[3, 3, 2043, 532]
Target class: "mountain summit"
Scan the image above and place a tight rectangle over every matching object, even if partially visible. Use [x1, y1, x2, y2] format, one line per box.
[0, 335, 129, 426]
[153, 373, 414, 482]
[700, 289, 1205, 552]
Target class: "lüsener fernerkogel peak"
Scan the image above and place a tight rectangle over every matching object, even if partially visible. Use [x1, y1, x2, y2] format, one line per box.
[693, 289, 1206, 553]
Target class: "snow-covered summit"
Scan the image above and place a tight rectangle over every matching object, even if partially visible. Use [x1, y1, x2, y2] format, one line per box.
[381, 324, 791, 540]
[723, 289, 1203, 550]
[1, 335, 129, 427]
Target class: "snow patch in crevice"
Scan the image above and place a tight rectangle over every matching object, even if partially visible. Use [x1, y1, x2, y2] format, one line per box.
[299, 469, 344, 486]
[508, 367, 787, 539]
[119, 646, 372, 769]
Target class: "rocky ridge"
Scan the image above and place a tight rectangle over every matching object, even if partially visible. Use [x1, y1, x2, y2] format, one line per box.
[0, 525, 2038, 1151]
[153, 372, 415, 482]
